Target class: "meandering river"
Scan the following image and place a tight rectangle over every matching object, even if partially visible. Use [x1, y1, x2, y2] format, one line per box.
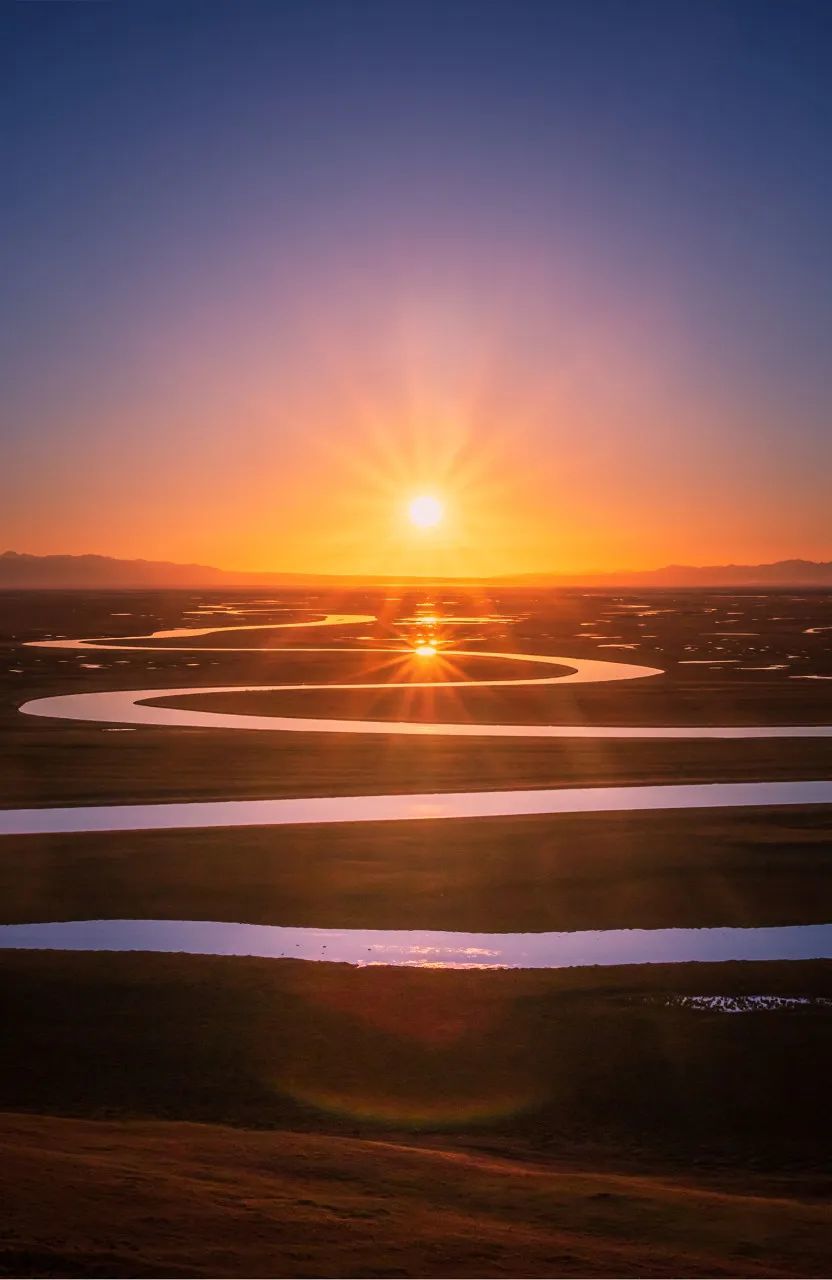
[1, 609, 829, 967]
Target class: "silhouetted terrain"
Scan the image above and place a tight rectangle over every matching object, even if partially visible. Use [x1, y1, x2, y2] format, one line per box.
[3, 548, 832, 588]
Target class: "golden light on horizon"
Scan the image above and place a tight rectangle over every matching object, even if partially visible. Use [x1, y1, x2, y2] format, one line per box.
[414, 642, 437, 657]
[407, 494, 444, 529]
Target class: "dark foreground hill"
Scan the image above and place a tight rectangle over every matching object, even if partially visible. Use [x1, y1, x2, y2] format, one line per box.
[2, 1111, 827, 1279]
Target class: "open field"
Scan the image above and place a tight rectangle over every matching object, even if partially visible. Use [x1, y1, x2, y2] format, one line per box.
[1, 587, 830, 1275]
[2, 952, 831, 1166]
[1, 807, 831, 931]
[2, 1110, 829, 1280]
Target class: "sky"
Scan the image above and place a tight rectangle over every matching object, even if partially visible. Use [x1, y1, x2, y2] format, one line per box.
[2, 0, 831, 577]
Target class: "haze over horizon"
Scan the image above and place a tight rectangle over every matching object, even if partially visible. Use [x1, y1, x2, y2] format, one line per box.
[3, 546, 832, 590]
[4, 0, 831, 577]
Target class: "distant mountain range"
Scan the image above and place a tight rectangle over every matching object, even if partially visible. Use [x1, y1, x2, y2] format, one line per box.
[0, 551, 300, 589]
[2, 550, 832, 589]
[501, 559, 832, 587]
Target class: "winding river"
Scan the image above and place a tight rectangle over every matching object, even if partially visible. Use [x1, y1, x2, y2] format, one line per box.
[1, 609, 830, 968]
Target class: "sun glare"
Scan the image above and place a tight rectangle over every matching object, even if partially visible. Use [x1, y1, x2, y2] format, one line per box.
[407, 494, 444, 529]
[414, 643, 437, 657]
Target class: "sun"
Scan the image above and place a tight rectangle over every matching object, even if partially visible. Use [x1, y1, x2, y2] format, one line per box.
[407, 494, 444, 529]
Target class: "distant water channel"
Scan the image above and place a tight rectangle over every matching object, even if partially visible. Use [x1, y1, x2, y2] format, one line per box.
[3, 780, 832, 836]
[0, 919, 829, 968]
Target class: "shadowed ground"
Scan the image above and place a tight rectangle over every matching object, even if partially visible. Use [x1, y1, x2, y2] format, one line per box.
[2, 1111, 829, 1279]
[1, 953, 830, 1166]
[1, 807, 831, 931]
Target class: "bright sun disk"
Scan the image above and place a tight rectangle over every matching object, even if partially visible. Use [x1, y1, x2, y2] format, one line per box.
[408, 494, 444, 528]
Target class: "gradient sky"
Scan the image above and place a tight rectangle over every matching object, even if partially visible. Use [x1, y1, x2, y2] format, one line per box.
[3, 0, 831, 576]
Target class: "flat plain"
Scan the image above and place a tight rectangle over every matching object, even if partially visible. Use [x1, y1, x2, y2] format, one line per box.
[1, 586, 830, 1277]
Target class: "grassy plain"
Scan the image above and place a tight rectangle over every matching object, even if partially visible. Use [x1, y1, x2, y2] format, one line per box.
[0, 588, 830, 1275]
[2, 1110, 829, 1279]
[1, 807, 831, 931]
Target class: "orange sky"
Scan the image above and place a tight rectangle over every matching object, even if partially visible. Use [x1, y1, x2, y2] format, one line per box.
[8, 276, 829, 577]
[5, 7, 831, 577]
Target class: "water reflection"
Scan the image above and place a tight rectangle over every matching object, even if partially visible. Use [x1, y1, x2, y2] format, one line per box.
[661, 994, 832, 1013]
[0, 919, 829, 967]
[2, 779, 831, 836]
